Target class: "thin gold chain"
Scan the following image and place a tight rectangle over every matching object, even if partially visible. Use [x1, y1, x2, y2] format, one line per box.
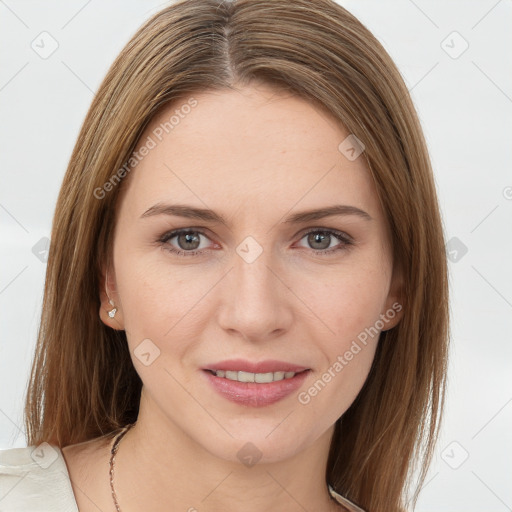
[108, 422, 355, 511]
[109, 423, 135, 512]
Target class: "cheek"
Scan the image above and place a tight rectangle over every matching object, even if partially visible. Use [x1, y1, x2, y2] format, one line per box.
[295, 276, 384, 423]
[114, 247, 219, 353]
[292, 262, 388, 403]
[113, 245, 162, 331]
[296, 261, 390, 341]
[311, 289, 382, 380]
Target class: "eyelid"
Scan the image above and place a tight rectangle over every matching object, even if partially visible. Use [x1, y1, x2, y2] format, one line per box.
[293, 227, 354, 254]
[158, 226, 354, 256]
[299, 226, 354, 243]
[158, 228, 216, 253]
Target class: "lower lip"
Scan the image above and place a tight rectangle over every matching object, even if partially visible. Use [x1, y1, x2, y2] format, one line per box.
[202, 369, 310, 407]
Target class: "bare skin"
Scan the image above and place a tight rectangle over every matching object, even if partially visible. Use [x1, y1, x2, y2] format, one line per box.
[62, 81, 402, 512]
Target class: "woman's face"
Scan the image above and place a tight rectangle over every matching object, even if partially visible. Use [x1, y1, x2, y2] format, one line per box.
[102, 82, 402, 463]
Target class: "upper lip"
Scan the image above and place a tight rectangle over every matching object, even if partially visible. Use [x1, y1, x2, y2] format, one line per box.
[204, 359, 309, 374]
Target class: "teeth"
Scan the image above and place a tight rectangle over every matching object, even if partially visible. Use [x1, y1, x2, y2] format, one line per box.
[212, 370, 299, 383]
[255, 372, 274, 383]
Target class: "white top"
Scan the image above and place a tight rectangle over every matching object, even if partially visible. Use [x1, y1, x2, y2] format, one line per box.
[0, 444, 365, 511]
[0, 444, 78, 511]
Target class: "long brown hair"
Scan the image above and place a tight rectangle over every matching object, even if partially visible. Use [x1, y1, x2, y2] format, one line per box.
[24, 1, 449, 510]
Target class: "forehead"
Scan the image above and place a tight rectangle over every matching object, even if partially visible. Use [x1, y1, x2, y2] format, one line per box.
[119, 83, 381, 221]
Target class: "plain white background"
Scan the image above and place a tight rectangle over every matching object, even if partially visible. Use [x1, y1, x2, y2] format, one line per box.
[1, 1, 511, 510]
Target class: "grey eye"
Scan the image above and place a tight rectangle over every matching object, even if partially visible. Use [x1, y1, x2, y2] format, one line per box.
[175, 231, 202, 250]
[306, 232, 332, 250]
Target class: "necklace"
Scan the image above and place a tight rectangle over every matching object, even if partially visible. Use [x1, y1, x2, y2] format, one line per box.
[108, 422, 360, 512]
[109, 423, 135, 512]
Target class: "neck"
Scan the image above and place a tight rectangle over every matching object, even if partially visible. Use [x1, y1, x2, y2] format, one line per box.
[112, 389, 339, 512]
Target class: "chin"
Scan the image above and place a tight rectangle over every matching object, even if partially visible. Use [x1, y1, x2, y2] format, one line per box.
[196, 418, 320, 465]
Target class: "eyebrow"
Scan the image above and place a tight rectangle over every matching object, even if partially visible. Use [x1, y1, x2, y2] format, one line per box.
[140, 203, 373, 225]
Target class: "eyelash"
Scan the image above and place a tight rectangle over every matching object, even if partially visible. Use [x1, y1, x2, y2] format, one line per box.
[157, 227, 354, 257]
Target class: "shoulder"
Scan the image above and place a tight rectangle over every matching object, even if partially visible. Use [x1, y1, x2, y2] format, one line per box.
[0, 443, 78, 511]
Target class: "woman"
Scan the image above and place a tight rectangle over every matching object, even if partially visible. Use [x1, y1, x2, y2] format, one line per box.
[0, 0, 449, 511]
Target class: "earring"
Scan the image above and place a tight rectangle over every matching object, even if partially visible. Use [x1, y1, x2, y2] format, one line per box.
[108, 298, 117, 318]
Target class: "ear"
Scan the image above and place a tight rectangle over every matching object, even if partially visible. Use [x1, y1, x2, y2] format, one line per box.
[98, 264, 125, 331]
[380, 262, 404, 331]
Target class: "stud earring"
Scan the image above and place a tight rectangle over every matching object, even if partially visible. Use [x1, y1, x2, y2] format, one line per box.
[108, 298, 117, 318]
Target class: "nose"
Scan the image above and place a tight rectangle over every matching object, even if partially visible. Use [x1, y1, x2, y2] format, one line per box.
[216, 245, 294, 343]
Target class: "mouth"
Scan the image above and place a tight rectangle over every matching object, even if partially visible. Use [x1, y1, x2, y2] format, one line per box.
[204, 368, 309, 383]
[202, 364, 311, 407]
